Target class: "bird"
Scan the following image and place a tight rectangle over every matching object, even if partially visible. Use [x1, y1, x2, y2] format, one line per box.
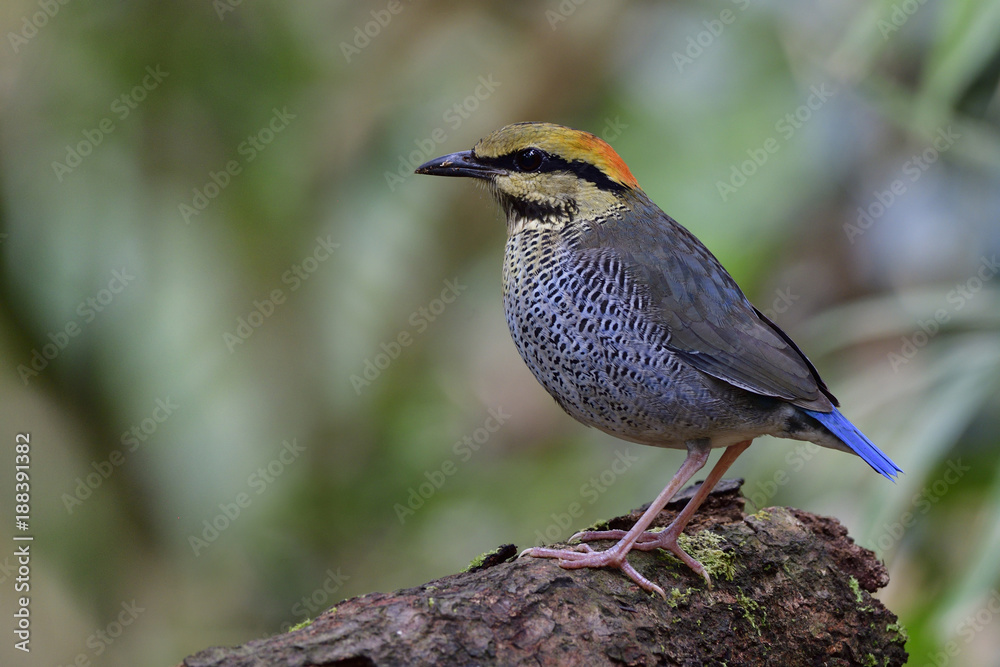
[415, 121, 901, 597]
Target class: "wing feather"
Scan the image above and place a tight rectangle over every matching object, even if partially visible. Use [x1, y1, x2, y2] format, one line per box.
[574, 204, 834, 411]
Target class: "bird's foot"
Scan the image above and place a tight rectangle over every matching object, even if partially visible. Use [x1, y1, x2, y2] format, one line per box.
[569, 527, 712, 587]
[520, 542, 667, 597]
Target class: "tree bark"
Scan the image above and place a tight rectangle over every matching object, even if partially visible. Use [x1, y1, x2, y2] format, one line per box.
[182, 480, 908, 666]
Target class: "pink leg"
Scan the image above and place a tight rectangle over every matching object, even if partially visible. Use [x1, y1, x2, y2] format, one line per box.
[523, 440, 752, 596]
[619, 440, 751, 580]
[522, 442, 711, 596]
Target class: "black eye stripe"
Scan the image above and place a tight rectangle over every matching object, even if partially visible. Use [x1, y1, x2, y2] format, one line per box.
[477, 148, 552, 173]
[477, 149, 627, 193]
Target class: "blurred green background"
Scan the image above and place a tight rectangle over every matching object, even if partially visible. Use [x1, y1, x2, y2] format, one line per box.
[1, 1, 999, 665]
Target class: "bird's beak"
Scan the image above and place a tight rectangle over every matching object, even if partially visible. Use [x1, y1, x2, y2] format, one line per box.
[415, 151, 501, 180]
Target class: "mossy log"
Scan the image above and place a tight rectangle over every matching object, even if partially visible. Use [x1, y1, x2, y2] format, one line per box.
[182, 480, 908, 666]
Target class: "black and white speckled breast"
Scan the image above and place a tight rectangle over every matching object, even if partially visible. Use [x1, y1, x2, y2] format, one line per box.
[500, 217, 783, 449]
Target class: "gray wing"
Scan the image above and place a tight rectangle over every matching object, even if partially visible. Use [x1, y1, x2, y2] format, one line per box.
[575, 206, 835, 411]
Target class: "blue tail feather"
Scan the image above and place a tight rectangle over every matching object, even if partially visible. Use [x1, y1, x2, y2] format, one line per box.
[803, 408, 902, 481]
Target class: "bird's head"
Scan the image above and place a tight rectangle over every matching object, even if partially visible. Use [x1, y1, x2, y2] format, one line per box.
[416, 122, 642, 229]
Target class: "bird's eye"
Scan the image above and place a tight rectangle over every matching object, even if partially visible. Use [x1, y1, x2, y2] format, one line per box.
[514, 148, 543, 172]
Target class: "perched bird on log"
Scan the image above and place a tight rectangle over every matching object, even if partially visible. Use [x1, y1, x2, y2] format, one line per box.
[416, 122, 901, 596]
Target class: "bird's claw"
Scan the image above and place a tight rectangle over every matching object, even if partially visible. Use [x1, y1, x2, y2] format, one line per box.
[526, 526, 713, 592]
[520, 544, 667, 597]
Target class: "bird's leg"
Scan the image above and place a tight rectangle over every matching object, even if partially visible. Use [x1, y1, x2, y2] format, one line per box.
[521, 441, 712, 597]
[569, 440, 751, 544]
[577, 440, 753, 587]
[525, 440, 753, 595]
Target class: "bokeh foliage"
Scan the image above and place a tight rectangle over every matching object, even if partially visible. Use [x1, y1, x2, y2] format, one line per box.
[1, 1, 999, 665]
